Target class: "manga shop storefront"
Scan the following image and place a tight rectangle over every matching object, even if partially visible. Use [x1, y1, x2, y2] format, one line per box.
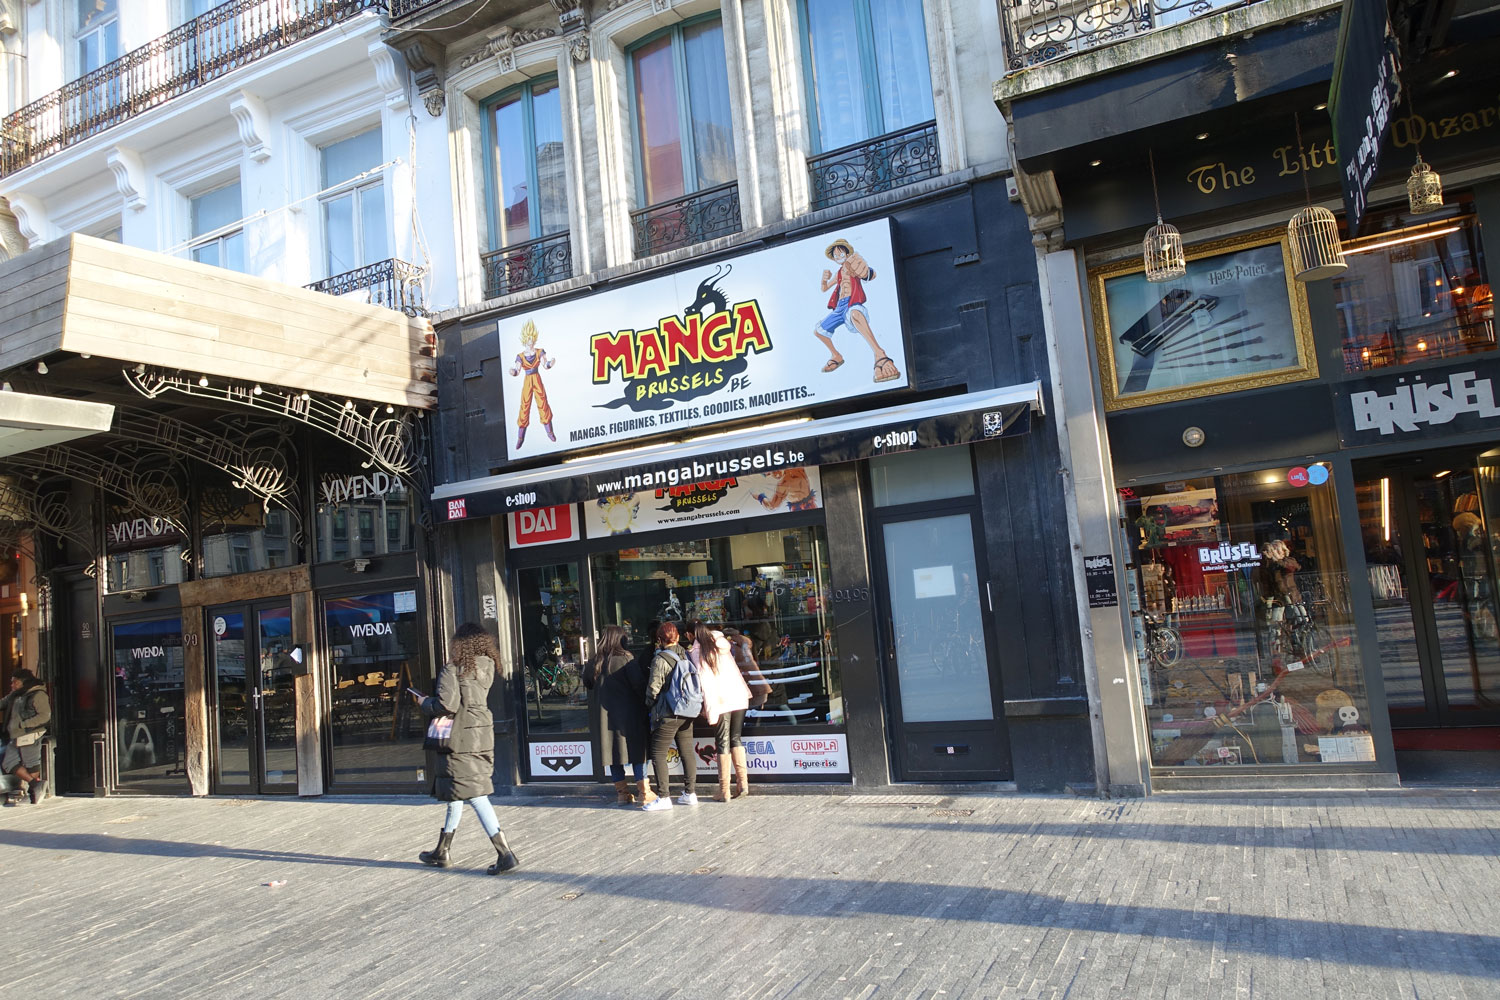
[431, 212, 1072, 789]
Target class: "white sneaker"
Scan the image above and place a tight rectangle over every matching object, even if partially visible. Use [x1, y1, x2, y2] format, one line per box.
[675, 792, 699, 806]
[642, 796, 673, 812]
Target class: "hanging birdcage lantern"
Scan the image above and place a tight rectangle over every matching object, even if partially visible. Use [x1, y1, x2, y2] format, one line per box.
[1142, 149, 1186, 283]
[1143, 217, 1186, 283]
[1288, 205, 1347, 281]
[1407, 153, 1444, 214]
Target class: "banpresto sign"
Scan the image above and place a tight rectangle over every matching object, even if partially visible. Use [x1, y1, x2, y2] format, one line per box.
[498, 217, 908, 458]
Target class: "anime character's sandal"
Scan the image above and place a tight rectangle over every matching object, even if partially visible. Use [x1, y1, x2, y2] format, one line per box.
[821, 358, 845, 373]
[873, 356, 901, 382]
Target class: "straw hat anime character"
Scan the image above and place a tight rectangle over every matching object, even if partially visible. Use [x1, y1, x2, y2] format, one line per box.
[815, 238, 901, 384]
[508, 320, 556, 451]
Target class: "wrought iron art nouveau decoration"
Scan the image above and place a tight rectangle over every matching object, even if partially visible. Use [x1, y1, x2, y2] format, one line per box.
[0, 0, 384, 176]
[808, 121, 940, 212]
[631, 183, 742, 258]
[6, 447, 191, 538]
[124, 367, 422, 482]
[482, 232, 573, 299]
[0, 475, 98, 576]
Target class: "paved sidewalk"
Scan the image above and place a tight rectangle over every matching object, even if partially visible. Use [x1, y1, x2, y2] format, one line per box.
[2, 789, 1498, 999]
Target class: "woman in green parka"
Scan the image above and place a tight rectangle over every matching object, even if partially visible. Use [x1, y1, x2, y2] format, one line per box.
[411, 623, 519, 875]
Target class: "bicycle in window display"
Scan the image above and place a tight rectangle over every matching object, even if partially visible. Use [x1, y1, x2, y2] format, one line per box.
[1260, 600, 1340, 677]
[525, 639, 581, 721]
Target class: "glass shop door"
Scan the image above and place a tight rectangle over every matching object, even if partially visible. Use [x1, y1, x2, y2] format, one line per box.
[512, 560, 599, 781]
[1356, 452, 1500, 736]
[207, 601, 300, 793]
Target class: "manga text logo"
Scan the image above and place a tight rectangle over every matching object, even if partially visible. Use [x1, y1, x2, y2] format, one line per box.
[657, 478, 737, 512]
[1350, 370, 1500, 435]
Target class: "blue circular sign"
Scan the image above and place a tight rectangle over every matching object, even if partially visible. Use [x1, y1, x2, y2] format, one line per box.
[1307, 464, 1330, 486]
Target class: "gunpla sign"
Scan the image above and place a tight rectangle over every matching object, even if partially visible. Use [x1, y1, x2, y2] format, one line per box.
[495, 217, 910, 459]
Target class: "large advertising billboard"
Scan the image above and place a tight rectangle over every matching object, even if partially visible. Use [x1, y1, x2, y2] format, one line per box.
[497, 217, 908, 459]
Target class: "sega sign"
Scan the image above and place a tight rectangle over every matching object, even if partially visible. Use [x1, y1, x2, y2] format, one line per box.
[508, 503, 580, 548]
[668, 734, 848, 775]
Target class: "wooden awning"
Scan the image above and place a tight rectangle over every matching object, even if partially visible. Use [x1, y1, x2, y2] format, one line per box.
[0, 234, 435, 408]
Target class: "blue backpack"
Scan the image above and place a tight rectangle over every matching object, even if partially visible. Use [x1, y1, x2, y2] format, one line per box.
[662, 649, 703, 719]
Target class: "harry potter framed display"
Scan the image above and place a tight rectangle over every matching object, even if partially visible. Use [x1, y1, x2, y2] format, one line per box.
[1090, 228, 1317, 411]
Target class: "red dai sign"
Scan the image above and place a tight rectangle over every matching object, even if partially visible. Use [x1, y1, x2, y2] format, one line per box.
[509, 504, 579, 547]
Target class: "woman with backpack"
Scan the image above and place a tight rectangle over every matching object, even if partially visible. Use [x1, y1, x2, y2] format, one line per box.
[690, 623, 753, 803]
[643, 621, 696, 811]
[584, 624, 652, 807]
[410, 623, 519, 874]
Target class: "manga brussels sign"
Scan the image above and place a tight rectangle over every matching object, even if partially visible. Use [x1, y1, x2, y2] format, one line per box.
[497, 218, 909, 459]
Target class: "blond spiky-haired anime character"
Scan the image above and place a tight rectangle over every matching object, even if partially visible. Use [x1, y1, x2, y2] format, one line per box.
[508, 319, 556, 451]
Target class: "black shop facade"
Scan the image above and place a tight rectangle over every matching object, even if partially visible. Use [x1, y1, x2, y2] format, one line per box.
[431, 194, 1095, 792]
[1005, 12, 1500, 785]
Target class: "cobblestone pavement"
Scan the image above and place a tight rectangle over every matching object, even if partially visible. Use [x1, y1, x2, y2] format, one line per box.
[2, 789, 1498, 999]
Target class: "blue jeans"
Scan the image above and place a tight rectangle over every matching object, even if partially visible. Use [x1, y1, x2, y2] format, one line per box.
[443, 796, 500, 837]
[608, 762, 646, 781]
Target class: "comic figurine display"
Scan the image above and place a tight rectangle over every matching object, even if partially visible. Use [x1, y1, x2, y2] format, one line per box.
[815, 238, 901, 383]
[509, 319, 556, 451]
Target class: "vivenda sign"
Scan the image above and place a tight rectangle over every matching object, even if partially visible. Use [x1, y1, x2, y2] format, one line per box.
[495, 217, 909, 459]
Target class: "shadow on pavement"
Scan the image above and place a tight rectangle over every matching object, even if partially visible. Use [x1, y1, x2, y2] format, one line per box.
[869, 819, 1500, 856]
[0, 829, 497, 875]
[499, 868, 1500, 977]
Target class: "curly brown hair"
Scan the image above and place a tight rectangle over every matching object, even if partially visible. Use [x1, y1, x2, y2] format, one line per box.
[451, 622, 502, 677]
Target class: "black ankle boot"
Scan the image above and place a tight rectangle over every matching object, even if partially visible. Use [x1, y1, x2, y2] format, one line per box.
[419, 829, 454, 868]
[487, 830, 519, 874]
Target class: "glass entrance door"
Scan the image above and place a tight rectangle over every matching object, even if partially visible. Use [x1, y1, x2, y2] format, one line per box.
[1358, 457, 1500, 732]
[514, 562, 596, 780]
[208, 601, 299, 793]
[873, 510, 1009, 780]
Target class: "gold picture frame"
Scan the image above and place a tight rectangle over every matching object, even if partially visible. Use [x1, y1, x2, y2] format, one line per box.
[1089, 227, 1318, 411]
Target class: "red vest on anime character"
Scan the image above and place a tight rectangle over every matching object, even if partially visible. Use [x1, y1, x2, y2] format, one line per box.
[827, 271, 870, 309]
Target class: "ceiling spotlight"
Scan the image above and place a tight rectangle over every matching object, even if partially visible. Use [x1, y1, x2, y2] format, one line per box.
[1314, 103, 1327, 111]
[385, 404, 394, 413]
[300, 392, 310, 401]
[1442, 69, 1458, 80]
[344, 400, 354, 410]
[252, 384, 263, 395]
[198, 375, 209, 387]
[1089, 159, 1102, 167]
[1195, 132, 1210, 141]
[79, 353, 91, 359]
[35, 361, 47, 375]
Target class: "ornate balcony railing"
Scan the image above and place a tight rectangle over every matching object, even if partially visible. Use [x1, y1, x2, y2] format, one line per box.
[306, 258, 427, 316]
[1001, 0, 1248, 72]
[631, 183, 742, 259]
[0, 0, 383, 176]
[481, 232, 573, 300]
[808, 121, 941, 212]
[388, 0, 444, 17]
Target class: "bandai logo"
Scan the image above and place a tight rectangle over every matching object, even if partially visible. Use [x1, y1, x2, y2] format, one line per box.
[447, 498, 467, 520]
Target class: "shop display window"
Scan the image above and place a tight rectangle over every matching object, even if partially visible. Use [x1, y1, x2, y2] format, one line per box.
[1337, 196, 1492, 373]
[111, 617, 189, 790]
[1121, 465, 1372, 767]
[325, 589, 429, 786]
[592, 524, 841, 728]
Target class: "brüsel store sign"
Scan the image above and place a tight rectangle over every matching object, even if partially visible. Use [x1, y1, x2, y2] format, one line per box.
[495, 217, 910, 459]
